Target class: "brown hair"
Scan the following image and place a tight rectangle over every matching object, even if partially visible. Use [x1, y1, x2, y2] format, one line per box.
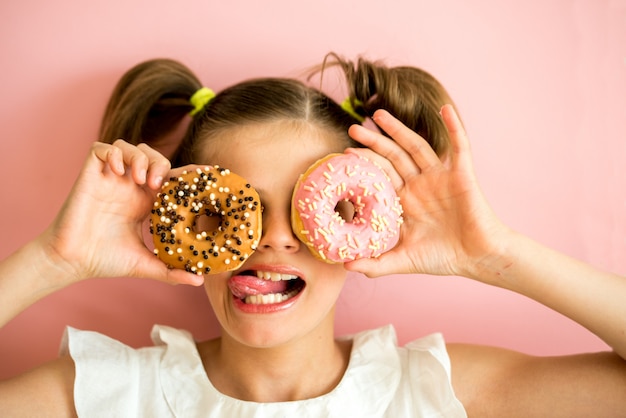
[99, 53, 455, 166]
[99, 58, 201, 147]
[318, 53, 455, 156]
[172, 77, 358, 166]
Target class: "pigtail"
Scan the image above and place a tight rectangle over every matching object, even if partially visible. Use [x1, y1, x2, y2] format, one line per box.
[99, 58, 202, 154]
[327, 53, 456, 156]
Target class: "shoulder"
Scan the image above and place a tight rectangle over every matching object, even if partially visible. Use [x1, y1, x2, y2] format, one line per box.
[447, 342, 626, 417]
[62, 324, 191, 362]
[446, 343, 525, 415]
[64, 324, 192, 382]
[380, 332, 468, 416]
[0, 354, 76, 417]
[68, 325, 201, 416]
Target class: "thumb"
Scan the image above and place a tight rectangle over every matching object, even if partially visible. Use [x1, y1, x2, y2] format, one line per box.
[164, 268, 206, 286]
[135, 255, 205, 286]
[344, 253, 403, 278]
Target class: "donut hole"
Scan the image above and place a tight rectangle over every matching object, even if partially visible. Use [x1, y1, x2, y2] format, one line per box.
[334, 199, 356, 222]
[193, 211, 222, 235]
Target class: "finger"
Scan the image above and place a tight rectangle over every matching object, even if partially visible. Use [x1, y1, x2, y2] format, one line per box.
[91, 142, 125, 175]
[135, 251, 205, 286]
[344, 147, 404, 190]
[348, 124, 420, 181]
[112, 139, 149, 185]
[164, 269, 205, 286]
[136, 143, 171, 190]
[371, 109, 442, 172]
[440, 104, 473, 172]
[344, 252, 403, 278]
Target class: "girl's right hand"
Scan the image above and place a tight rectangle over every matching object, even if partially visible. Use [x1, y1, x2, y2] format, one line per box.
[41, 140, 203, 286]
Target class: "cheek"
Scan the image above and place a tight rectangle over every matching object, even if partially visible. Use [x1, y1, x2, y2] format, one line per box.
[203, 274, 231, 306]
[313, 263, 348, 296]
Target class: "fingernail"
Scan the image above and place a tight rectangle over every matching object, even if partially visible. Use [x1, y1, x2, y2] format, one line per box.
[117, 162, 125, 174]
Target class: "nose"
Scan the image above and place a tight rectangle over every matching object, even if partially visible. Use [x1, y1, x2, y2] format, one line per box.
[257, 208, 300, 253]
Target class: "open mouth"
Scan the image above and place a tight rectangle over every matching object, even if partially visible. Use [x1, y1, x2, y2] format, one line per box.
[229, 270, 306, 305]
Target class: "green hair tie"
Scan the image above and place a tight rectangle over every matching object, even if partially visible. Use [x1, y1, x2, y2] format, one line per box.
[189, 87, 216, 116]
[340, 97, 366, 123]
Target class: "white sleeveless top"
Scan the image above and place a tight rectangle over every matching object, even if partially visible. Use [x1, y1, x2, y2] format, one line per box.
[60, 324, 467, 417]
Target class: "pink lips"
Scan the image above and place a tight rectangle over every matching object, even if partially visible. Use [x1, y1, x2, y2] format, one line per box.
[228, 265, 305, 314]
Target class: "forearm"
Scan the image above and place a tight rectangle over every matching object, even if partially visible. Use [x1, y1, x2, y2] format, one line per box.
[0, 232, 78, 328]
[468, 230, 626, 359]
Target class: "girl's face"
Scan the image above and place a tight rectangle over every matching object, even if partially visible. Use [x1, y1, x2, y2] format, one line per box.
[198, 121, 349, 349]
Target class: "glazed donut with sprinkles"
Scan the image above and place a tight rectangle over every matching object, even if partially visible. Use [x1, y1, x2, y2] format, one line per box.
[150, 166, 262, 275]
[291, 153, 403, 263]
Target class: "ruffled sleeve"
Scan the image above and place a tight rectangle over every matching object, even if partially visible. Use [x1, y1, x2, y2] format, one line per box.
[60, 326, 173, 417]
[387, 332, 467, 417]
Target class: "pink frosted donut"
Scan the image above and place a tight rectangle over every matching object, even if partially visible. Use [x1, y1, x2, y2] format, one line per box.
[291, 153, 403, 263]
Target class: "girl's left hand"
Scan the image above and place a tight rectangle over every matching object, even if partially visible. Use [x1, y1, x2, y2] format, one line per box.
[344, 105, 509, 279]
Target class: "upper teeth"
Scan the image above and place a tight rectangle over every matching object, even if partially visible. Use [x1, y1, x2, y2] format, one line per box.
[256, 271, 298, 281]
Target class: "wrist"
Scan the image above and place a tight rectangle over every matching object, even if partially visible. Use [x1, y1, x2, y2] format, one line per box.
[457, 222, 521, 287]
[35, 229, 84, 288]
[0, 233, 81, 327]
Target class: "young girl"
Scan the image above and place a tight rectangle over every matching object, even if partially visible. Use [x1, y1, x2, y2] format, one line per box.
[1, 55, 625, 417]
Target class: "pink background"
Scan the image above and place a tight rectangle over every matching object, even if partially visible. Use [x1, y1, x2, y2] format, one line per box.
[1, 0, 625, 378]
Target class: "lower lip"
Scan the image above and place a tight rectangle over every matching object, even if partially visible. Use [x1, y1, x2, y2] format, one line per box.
[232, 290, 303, 314]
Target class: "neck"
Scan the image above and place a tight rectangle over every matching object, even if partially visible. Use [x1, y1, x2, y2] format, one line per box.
[198, 319, 352, 402]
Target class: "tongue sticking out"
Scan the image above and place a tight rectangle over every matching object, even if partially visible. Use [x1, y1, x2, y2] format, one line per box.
[228, 275, 290, 299]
